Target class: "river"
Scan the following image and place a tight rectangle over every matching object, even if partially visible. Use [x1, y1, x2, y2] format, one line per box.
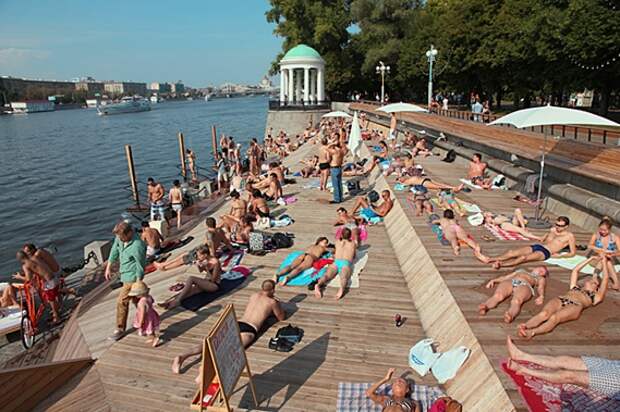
[0, 96, 268, 280]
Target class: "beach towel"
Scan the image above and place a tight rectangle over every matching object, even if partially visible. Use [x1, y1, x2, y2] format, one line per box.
[394, 183, 407, 191]
[335, 225, 369, 243]
[546, 255, 620, 275]
[459, 178, 499, 190]
[219, 250, 245, 272]
[409, 338, 441, 377]
[431, 346, 470, 384]
[303, 179, 321, 189]
[428, 214, 450, 246]
[485, 224, 529, 241]
[458, 201, 481, 214]
[359, 208, 382, 225]
[271, 215, 294, 227]
[337, 382, 445, 412]
[468, 213, 484, 227]
[181, 267, 250, 311]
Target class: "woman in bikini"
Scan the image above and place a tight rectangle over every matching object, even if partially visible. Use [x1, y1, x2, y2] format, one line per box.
[483, 208, 541, 240]
[275, 237, 330, 286]
[587, 217, 620, 290]
[399, 175, 464, 192]
[366, 368, 420, 412]
[479, 266, 548, 323]
[518, 256, 611, 339]
[376, 140, 389, 162]
[219, 190, 247, 232]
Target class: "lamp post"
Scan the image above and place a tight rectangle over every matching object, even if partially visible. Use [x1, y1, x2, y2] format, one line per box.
[375, 61, 390, 103]
[425, 45, 438, 108]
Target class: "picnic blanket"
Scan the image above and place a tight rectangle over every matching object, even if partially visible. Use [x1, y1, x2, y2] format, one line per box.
[485, 223, 529, 241]
[501, 359, 620, 412]
[181, 266, 250, 311]
[336, 382, 444, 412]
[546, 255, 620, 275]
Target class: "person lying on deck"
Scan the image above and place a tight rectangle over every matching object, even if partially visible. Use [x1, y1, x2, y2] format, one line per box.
[408, 186, 433, 217]
[483, 208, 541, 240]
[467, 153, 493, 189]
[335, 207, 362, 244]
[437, 188, 466, 217]
[398, 175, 464, 192]
[314, 228, 357, 300]
[141, 222, 164, 258]
[481, 216, 576, 269]
[433, 209, 485, 261]
[275, 237, 330, 286]
[366, 368, 420, 412]
[343, 156, 380, 177]
[506, 336, 620, 400]
[517, 256, 610, 339]
[0, 283, 18, 308]
[172, 280, 286, 374]
[351, 190, 393, 222]
[478, 266, 549, 323]
[300, 155, 319, 177]
[587, 217, 620, 290]
[205, 217, 233, 256]
[157, 247, 221, 309]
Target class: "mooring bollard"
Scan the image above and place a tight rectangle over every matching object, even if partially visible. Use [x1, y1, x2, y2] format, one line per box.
[178, 132, 187, 180]
[125, 144, 140, 207]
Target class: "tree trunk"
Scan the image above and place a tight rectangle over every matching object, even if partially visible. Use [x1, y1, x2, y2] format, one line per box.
[496, 89, 503, 110]
[599, 84, 610, 116]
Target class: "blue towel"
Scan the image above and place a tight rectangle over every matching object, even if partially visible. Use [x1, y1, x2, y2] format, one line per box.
[394, 183, 406, 191]
[276, 251, 330, 286]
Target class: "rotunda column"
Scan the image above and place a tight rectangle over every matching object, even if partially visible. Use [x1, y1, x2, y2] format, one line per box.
[295, 69, 302, 102]
[310, 69, 316, 103]
[279, 68, 285, 103]
[288, 68, 294, 104]
[303, 66, 310, 104]
[317, 68, 325, 102]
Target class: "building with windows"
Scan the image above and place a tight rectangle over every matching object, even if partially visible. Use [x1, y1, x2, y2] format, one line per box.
[148, 82, 172, 94]
[170, 81, 185, 94]
[75, 81, 104, 95]
[103, 81, 147, 96]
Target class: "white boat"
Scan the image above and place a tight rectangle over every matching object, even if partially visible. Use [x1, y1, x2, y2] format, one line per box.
[10, 100, 55, 114]
[204, 94, 211, 101]
[149, 95, 160, 104]
[97, 96, 151, 115]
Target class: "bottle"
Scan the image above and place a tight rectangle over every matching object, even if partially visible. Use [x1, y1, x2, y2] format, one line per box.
[394, 313, 402, 327]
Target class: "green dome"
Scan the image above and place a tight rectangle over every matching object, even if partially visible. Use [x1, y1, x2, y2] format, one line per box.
[282, 44, 322, 61]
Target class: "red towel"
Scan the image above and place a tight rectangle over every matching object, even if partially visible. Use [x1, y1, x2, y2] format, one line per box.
[313, 258, 333, 270]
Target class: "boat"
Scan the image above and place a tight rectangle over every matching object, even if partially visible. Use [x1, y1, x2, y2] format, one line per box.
[149, 95, 161, 104]
[204, 94, 211, 101]
[10, 100, 55, 114]
[97, 96, 151, 115]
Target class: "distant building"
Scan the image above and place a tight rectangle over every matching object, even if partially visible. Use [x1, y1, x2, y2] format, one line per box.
[259, 75, 272, 89]
[75, 81, 104, 95]
[148, 82, 172, 94]
[170, 81, 185, 94]
[0, 77, 75, 104]
[103, 81, 147, 96]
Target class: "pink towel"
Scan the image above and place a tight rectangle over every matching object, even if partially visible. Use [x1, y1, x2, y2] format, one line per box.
[283, 196, 297, 205]
[485, 224, 528, 241]
[335, 225, 368, 243]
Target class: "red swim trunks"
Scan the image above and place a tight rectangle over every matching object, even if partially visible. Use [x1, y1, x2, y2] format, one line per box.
[41, 285, 59, 302]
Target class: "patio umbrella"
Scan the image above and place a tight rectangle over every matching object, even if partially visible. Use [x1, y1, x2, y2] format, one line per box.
[489, 104, 620, 227]
[376, 102, 428, 114]
[348, 111, 362, 160]
[322, 111, 352, 119]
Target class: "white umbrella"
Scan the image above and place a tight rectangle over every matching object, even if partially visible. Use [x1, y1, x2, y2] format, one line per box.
[489, 104, 620, 226]
[348, 111, 362, 160]
[376, 102, 428, 113]
[322, 111, 352, 119]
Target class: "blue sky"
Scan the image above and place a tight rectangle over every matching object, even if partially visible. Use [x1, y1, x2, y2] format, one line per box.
[0, 0, 282, 87]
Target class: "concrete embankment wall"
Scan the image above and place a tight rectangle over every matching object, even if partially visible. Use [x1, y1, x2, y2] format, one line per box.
[265, 109, 329, 137]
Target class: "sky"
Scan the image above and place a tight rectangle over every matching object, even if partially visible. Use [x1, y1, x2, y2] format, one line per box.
[0, 0, 282, 87]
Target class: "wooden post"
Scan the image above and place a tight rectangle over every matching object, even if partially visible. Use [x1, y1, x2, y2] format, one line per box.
[178, 132, 187, 181]
[211, 125, 218, 160]
[125, 145, 140, 207]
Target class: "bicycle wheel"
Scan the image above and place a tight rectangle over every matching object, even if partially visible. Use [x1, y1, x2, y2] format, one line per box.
[20, 313, 36, 349]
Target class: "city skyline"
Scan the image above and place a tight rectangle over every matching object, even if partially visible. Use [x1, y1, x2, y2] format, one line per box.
[0, 1, 281, 87]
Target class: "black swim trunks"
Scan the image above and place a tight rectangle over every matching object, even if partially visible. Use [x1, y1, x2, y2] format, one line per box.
[238, 321, 258, 336]
[319, 162, 330, 170]
[531, 244, 551, 260]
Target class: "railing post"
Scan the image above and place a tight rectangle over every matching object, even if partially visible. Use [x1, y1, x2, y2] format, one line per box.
[178, 132, 187, 181]
[603, 130, 607, 145]
[574, 127, 578, 140]
[211, 125, 218, 160]
[588, 128, 592, 142]
[125, 144, 140, 207]
[562, 125, 566, 137]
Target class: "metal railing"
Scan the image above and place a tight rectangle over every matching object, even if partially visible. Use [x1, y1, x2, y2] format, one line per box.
[268, 100, 331, 111]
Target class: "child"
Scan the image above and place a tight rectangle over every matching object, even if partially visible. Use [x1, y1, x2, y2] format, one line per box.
[129, 281, 162, 347]
[438, 189, 466, 217]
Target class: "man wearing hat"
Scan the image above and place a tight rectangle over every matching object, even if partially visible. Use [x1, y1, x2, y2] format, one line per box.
[105, 221, 147, 341]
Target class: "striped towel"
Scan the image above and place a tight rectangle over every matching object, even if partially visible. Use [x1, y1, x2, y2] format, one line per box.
[337, 382, 444, 412]
[485, 224, 528, 241]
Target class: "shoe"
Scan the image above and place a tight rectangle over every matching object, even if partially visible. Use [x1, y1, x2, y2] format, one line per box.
[108, 330, 124, 341]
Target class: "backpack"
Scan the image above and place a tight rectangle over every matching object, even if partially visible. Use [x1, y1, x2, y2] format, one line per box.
[429, 397, 462, 412]
[275, 324, 304, 343]
[270, 232, 294, 249]
[442, 149, 456, 163]
[367, 190, 380, 203]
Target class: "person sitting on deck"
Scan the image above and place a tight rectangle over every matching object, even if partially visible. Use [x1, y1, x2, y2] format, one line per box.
[366, 368, 420, 412]
[376, 140, 389, 162]
[172, 279, 286, 374]
[14, 250, 61, 324]
[587, 217, 620, 290]
[335, 207, 362, 244]
[517, 256, 610, 339]
[300, 155, 319, 178]
[351, 190, 394, 223]
[219, 190, 248, 232]
[314, 228, 357, 300]
[205, 217, 233, 256]
[433, 210, 485, 260]
[482, 216, 576, 269]
[140, 222, 163, 258]
[263, 173, 283, 202]
[411, 138, 432, 158]
[506, 336, 620, 400]
[483, 209, 541, 240]
[0, 283, 18, 308]
[398, 175, 464, 192]
[248, 189, 270, 220]
[478, 266, 549, 323]
[157, 247, 221, 309]
[275, 237, 330, 286]
[467, 153, 493, 189]
[383, 155, 403, 177]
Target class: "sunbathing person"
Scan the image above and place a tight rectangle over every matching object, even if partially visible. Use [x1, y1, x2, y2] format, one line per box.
[383, 155, 403, 176]
[437, 189, 466, 217]
[411, 138, 432, 157]
[335, 207, 361, 243]
[376, 140, 389, 162]
[300, 155, 319, 178]
[399, 175, 464, 192]
[1, 284, 18, 308]
[506, 336, 620, 400]
[172, 280, 286, 374]
[479, 266, 548, 323]
[467, 153, 493, 189]
[484, 216, 576, 269]
[587, 216, 620, 290]
[158, 247, 221, 309]
[351, 190, 393, 222]
[433, 210, 485, 260]
[366, 368, 420, 412]
[263, 173, 282, 201]
[219, 190, 248, 232]
[314, 228, 356, 300]
[205, 217, 233, 256]
[248, 190, 270, 219]
[408, 186, 433, 217]
[483, 208, 541, 240]
[518, 256, 610, 339]
[140, 222, 164, 258]
[276, 237, 330, 285]
[343, 156, 380, 177]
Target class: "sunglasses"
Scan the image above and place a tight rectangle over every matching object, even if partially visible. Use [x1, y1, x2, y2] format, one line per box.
[555, 223, 567, 228]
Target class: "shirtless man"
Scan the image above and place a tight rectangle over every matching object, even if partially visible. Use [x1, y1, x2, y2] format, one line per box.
[483, 216, 576, 269]
[248, 139, 261, 176]
[219, 190, 247, 232]
[264, 173, 282, 201]
[314, 228, 357, 300]
[388, 113, 398, 149]
[351, 190, 393, 222]
[328, 142, 347, 204]
[412, 139, 432, 157]
[22, 243, 60, 275]
[186, 149, 197, 181]
[205, 217, 232, 256]
[433, 209, 485, 260]
[467, 153, 493, 189]
[141, 222, 163, 258]
[399, 175, 464, 192]
[335, 207, 361, 244]
[147, 177, 166, 221]
[169, 180, 184, 229]
[14, 251, 60, 323]
[276, 237, 330, 285]
[172, 279, 286, 374]
[318, 138, 331, 191]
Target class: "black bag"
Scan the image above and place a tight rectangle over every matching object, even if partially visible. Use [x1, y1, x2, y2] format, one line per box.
[270, 232, 293, 249]
[276, 324, 304, 343]
[442, 149, 456, 163]
[367, 190, 380, 203]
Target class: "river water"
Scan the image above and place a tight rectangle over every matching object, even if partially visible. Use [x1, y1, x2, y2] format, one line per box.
[0, 96, 268, 280]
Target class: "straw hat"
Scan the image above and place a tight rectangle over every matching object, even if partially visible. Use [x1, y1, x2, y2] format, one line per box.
[128, 280, 149, 297]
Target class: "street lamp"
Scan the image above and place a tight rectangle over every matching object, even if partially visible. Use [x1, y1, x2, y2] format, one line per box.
[375, 61, 390, 103]
[425, 45, 438, 108]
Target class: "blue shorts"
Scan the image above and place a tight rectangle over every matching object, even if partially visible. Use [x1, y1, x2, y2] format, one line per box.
[359, 208, 379, 221]
[333, 259, 352, 274]
[531, 244, 551, 260]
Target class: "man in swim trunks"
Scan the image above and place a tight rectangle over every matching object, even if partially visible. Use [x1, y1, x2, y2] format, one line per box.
[169, 179, 184, 229]
[172, 279, 286, 374]
[328, 141, 347, 204]
[314, 227, 357, 300]
[205, 217, 233, 256]
[140, 222, 163, 258]
[14, 250, 61, 323]
[484, 216, 576, 269]
[147, 177, 166, 221]
[276, 237, 330, 285]
[351, 190, 394, 222]
[467, 153, 493, 189]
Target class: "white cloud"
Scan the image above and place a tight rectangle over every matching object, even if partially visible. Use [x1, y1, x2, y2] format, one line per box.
[0, 48, 51, 72]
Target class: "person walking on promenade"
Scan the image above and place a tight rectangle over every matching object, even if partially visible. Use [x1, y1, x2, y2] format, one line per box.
[105, 221, 147, 341]
[328, 141, 347, 204]
[147, 177, 166, 221]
